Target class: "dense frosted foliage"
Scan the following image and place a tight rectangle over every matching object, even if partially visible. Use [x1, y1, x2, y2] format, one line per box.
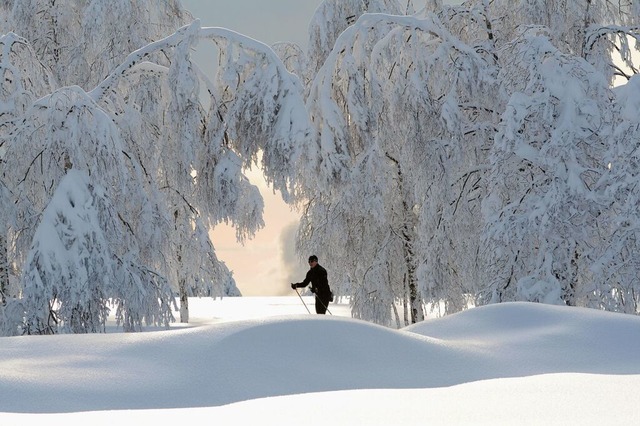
[306, 0, 408, 77]
[199, 27, 313, 203]
[297, 3, 497, 325]
[1, 0, 192, 89]
[587, 76, 640, 313]
[292, 0, 640, 325]
[482, 34, 615, 306]
[21, 171, 114, 334]
[21, 171, 175, 333]
[3, 0, 640, 332]
[0, 1, 312, 334]
[0, 33, 56, 317]
[484, 0, 640, 82]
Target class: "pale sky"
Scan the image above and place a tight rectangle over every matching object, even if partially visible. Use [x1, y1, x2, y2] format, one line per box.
[182, 0, 322, 47]
[181, 0, 325, 296]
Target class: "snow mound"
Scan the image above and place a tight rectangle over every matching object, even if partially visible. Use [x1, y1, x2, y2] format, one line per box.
[0, 315, 465, 412]
[2, 302, 640, 414]
[406, 302, 640, 375]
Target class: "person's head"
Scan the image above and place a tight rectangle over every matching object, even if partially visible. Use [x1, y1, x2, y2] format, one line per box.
[308, 255, 318, 266]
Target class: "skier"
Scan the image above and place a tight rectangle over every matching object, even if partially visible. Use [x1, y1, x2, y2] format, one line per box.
[291, 255, 332, 314]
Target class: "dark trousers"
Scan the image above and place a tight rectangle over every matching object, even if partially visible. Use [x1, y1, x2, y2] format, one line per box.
[315, 294, 330, 314]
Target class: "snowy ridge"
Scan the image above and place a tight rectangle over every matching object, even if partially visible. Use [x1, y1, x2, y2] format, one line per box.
[407, 302, 640, 375]
[2, 301, 640, 420]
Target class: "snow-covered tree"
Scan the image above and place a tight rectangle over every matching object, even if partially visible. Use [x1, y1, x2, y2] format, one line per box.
[306, 0, 407, 78]
[299, 6, 418, 326]
[21, 170, 166, 334]
[297, 1, 497, 324]
[1, 0, 314, 332]
[99, 23, 243, 323]
[586, 75, 640, 313]
[199, 27, 313, 203]
[132, 25, 312, 322]
[1, 0, 192, 89]
[482, 0, 640, 83]
[481, 32, 615, 306]
[0, 8, 203, 328]
[0, 32, 56, 333]
[2, 82, 180, 332]
[294, 0, 640, 324]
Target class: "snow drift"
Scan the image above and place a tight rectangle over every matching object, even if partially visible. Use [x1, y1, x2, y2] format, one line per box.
[1, 301, 639, 416]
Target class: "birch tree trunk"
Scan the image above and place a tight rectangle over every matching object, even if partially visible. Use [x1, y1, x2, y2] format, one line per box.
[179, 277, 189, 324]
[0, 235, 7, 304]
[388, 153, 423, 323]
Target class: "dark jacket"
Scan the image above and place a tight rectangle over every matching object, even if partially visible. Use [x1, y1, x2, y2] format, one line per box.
[294, 264, 330, 296]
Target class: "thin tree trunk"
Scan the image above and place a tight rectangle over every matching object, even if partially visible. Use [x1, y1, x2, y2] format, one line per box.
[405, 248, 422, 323]
[0, 234, 7, 304]
[174, 209, 189, 323]
[388, 264, 401, 328]
[563, 248, 580, 307]
[387, 152, 423, 323]
[403, 273, 409, 326]
[400, 212, 422, 323]
[179, 278, 189, 323]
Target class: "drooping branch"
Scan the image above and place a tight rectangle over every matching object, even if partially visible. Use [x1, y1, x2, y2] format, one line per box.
[89, 20, 201, 102]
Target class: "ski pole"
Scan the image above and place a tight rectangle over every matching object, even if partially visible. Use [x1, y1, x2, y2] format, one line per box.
[294, 287, 311, 314]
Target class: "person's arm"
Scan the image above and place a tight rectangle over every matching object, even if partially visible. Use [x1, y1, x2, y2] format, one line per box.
[291, 270, 313, 289]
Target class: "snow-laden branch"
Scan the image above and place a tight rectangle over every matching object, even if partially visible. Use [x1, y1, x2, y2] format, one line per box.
[583, 24, 640, 78]
[197, 26, 312, 201]
[308, 11, 490, 186]
[89, 18, 311, 203]
[584, 24, 640, 52]
[0, 32, 56, 130]
[89, 20, 201, 102]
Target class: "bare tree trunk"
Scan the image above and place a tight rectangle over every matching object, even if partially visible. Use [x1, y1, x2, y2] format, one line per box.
[561, 248, 580, 307]
[403, 274, 409, 326]
[388, 265, 401, 328]
[0, 234, 7, 304]
[405, 244, 422, 324]
[179, 278, 189, 323]
[174, 209, 189, 323]
[387, 152, 423, 323]
[403, 234, 422, 323]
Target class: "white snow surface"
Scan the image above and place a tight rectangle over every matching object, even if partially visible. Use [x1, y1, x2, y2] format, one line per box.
[1, 298, 640, 425]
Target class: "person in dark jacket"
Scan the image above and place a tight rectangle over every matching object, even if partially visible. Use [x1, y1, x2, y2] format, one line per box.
[291, 255, 332, 314]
